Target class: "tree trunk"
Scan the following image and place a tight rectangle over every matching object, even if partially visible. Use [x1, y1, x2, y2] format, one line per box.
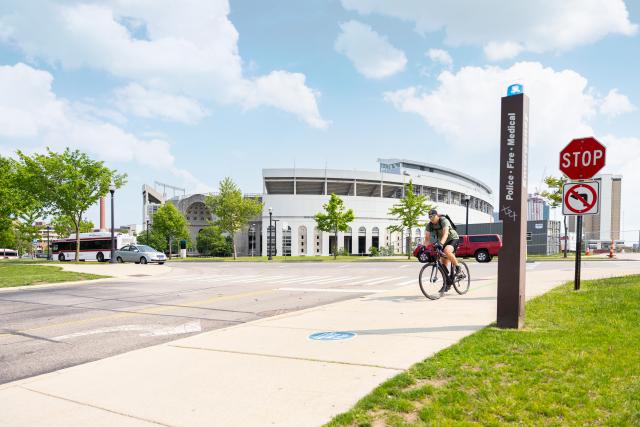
[232, 235, 237, 260]
[334, 224, 338, 260]
[75, 218, 80, 262]
[563, 216, 568, 258]
[407, 227, 412, 259]
[168, 236, 172, 259]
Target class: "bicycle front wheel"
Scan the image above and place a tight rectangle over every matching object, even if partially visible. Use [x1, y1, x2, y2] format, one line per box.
[419, 263, 446, 300]
[452, 261, 470, 295]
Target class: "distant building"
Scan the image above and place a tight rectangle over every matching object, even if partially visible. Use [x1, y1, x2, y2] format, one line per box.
[527, 193, 547, 221]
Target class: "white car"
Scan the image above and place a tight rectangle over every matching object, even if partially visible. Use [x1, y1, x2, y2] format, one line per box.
[114, 244, 166, 265]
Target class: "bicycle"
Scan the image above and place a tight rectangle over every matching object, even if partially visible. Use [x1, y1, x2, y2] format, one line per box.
[418, 246, 470, 300]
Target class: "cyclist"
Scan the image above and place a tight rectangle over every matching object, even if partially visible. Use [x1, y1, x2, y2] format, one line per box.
[424, 209, 461, 287]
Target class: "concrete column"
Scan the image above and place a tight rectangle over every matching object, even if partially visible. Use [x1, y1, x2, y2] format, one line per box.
[337, 231, 344, 253]
[290, 225, 299, 256]
[261, 221, 268, 257]
[306, 224, 315, 256]
[276, 224, 283, 257]
[351, 225, 359, 255]
[321, 230, 330, 256]
[365, 226, 372, 254]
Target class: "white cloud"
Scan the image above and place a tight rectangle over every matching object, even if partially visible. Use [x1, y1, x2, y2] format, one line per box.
[426, 48, 453, 68]
[114, 84, 208, 124]
[335, 20, 407, 79]
[483, 41, 524, 61]
[341, 0, 637, 60]
[0, 63, 208, 190]
[599, 89, 635, 118]
[0, 0, 327, 128]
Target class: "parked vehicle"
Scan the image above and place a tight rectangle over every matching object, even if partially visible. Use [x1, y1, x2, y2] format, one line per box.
[52, 232, 136, 262]
[456, 234, 502, 263]
[114, 244, 166, 265]
[0, 248, 18, 259]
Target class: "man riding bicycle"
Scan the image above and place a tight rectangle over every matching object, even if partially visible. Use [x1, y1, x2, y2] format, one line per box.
[424, 209, 461, 284]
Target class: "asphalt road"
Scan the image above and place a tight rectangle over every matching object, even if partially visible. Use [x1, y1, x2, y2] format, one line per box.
[0, 259, 628, 384]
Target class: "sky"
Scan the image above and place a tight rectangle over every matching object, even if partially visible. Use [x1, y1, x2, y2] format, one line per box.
[1, 0, 639, 243]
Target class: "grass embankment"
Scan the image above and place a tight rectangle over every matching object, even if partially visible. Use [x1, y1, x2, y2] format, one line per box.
[0, 264, 108, 288]
[327, 275, 640, 426]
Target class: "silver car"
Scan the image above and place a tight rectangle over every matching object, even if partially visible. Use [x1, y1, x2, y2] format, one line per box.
[115, 244, 166, 265]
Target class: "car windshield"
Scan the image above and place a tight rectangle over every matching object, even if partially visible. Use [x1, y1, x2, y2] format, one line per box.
[136, 245, 156, 252]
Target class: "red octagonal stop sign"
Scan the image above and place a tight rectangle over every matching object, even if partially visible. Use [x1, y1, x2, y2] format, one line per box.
[559, 137, 606, 180]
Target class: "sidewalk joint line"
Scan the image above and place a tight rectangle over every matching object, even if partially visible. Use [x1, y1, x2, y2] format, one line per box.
[19, 386, 173, 426]
[169, 344, 405, 371]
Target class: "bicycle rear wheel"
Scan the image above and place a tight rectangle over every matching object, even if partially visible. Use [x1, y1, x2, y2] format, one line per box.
[452, 261, 470, 295]
[419, 263, 447, 300]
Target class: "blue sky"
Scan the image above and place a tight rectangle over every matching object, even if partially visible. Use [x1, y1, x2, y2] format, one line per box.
[1, 1, 639, 241]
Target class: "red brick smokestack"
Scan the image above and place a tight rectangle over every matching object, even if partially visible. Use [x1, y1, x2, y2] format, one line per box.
[100, 197, 106, 231]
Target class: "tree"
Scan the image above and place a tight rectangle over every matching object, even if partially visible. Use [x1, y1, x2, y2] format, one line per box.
[0, 156, 19, 234]
[196, 225, 233, 256]
[151, 203, 190, 258]
[136, 228, 169, 252]
[17, 148, 126, 261]
[51, 216, 94, 238]
[205, 178, 263, 259]
[314, 193, 355, 259]
[387, 181, 434, 259]
[540, 176, 568, 257]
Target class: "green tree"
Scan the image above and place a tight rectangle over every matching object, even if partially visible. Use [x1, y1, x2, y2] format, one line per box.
[205, 178, 263, 259]
[540, 176, 568, 257]
[17, 148, 126, 261]
[136, 228, 169, 252]
[196, 225, 233, 256]
[314, 193, 355, 259]
[0, 156, 19, 234]
[0, 226, 16, 254]
[51, 216, 94, 238]
[151, 203, 189, 258]
[387, 181, 434, 259]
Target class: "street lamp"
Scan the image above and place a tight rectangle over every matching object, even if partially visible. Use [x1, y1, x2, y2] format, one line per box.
[268, 207, 273, 260]
[464, 194, 471, 235]
[46, 225, 51, 261]
[146, 219, 150, 244]
[273, 219, 280, 257]
[109, 182, 116, 264]
[249, 223, 256, 257]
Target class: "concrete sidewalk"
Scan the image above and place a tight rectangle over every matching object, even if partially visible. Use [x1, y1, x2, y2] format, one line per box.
[2, 262, 640, 426]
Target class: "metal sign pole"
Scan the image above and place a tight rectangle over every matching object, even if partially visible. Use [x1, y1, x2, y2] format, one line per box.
[575, 215, 582, 290]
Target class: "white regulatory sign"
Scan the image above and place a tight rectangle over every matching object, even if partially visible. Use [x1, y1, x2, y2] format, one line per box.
[562, 181, 600, 216]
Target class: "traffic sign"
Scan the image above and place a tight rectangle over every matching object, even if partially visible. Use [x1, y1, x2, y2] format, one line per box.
[562, 181, 600, 215]
[559, 137, 606, 180]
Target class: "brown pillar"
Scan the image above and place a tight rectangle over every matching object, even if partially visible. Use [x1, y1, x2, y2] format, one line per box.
[497, 93, 529, 329]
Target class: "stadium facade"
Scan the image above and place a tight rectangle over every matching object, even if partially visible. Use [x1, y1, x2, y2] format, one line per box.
[143, 159, 495, 256]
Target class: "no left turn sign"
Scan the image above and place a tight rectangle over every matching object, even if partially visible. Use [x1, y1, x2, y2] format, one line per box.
[562, 181, 600, 215]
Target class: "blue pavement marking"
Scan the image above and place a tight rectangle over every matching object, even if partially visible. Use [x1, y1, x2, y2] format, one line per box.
[308, 331, 357, 341]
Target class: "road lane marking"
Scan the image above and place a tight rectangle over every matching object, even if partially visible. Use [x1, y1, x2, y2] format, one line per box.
[52, 321, 202, 340]
[277, 287, 391, 293]
[0, 289, 274, 340]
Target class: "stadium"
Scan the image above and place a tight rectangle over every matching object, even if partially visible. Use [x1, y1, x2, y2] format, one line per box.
[144, 159, 495, 256]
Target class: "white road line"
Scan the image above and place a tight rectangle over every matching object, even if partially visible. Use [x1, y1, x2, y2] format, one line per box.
[274, 276, 324, 284]
[277, 287, 391, 293]
[345, 276, 395, 286]
[391, 278, 418, 287]
[53, 321, 201, 340]
[306, 276, 356, 285]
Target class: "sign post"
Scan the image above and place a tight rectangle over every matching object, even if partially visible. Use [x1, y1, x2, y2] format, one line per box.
[497, 89, 529, 329]
[559, 138, 606, 291]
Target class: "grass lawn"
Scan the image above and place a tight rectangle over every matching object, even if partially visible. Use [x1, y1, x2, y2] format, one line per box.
[0, 264, 108, 288]
[327, 275, 640, 427]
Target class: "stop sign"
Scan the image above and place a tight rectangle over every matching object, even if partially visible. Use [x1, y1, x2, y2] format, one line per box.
[559, 137, 606, 180]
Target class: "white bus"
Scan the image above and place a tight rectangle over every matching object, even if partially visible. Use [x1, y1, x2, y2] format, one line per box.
[0, 248, 18, 259]
[51, 232, 136, 262]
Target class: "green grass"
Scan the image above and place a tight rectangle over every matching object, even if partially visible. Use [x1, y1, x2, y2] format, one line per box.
[167, 255, 413, 262]
[0, 264, 108, 288]
[326, 275, 640, 427]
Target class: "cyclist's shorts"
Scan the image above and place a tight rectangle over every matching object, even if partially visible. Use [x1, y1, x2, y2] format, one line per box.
[445, 239, 460, 253]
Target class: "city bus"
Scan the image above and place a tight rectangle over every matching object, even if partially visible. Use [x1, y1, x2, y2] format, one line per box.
[51, 232, 136, 262]
[0, 248, 18, 259]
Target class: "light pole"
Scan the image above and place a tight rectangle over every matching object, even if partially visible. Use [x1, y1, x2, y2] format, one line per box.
[46, 225, 51, 261]
[464, 194, 471, 235]
[273, 219, 280, 257]
[109, 182, 116, 263]
[250, 223, 256, 257]
[146, 219, 150, 244]
[268, 207, 273, 260]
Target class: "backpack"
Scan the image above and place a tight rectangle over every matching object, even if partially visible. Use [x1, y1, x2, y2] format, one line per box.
[429, 214, 458, 231]
[413, 243, 436, 263]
